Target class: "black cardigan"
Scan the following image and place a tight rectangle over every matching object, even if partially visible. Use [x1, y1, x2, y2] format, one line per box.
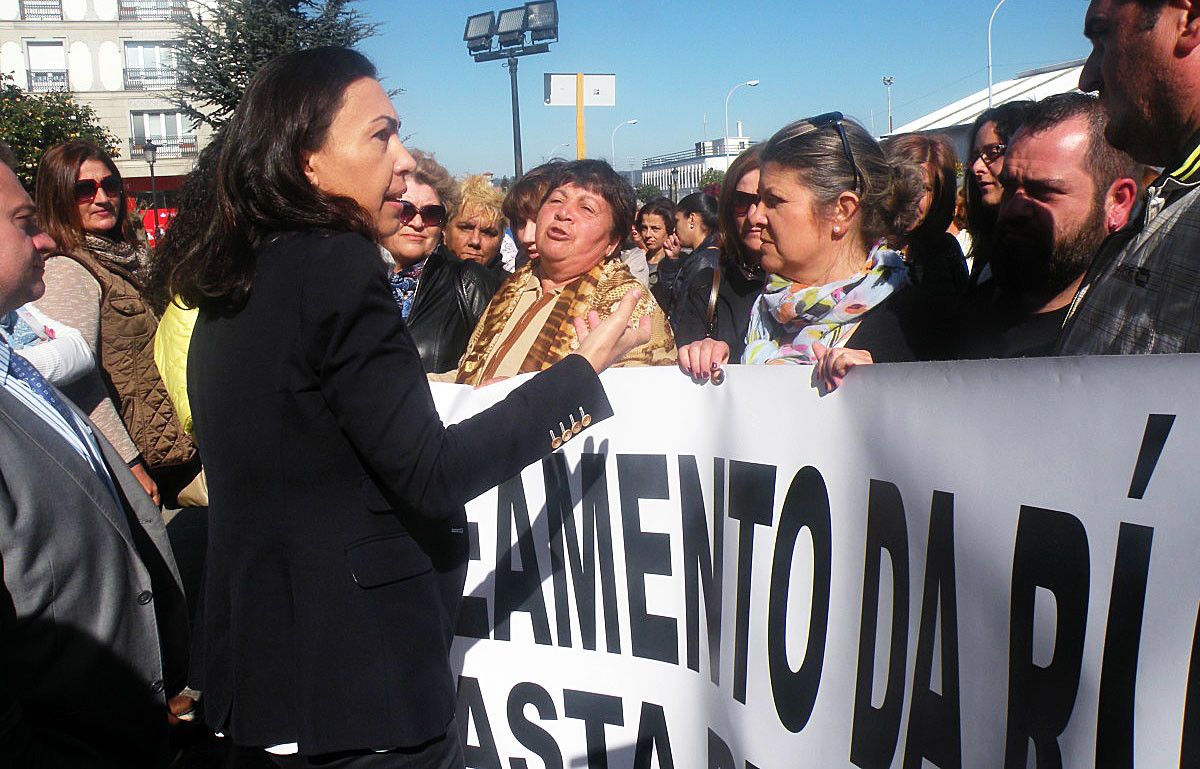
[188, 230, 612, 755]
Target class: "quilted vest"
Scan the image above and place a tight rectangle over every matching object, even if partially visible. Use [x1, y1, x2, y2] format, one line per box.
[62, 249, 196, 470]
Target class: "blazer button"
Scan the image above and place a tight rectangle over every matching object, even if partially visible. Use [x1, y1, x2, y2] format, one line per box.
[151, 680, 164, 693]
[137, 590, 154, 605]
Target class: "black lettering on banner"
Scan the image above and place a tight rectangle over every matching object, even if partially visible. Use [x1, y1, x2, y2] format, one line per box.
[544, 453, 621, 652]
[902, 491, 962, 769]
[618, 454, 678, 664]
[493, 475, 552, 644]
[564, 689, 624, 769]
[681, 456, 724, 683]
[707, 728, 736, 769]
[1004, 506, 1090, 769]
[1179, 600, 1200, 766]
[730, 461, 778, 704]
[456, 676, 502, 769]
[851, 480, 910, 767]
[769, 465, 833, 733]
[507, 682, 563, 769]
[1095, 523, 1153, 767]
[458, 519, 490, 639]
[632, 702, 675, 769]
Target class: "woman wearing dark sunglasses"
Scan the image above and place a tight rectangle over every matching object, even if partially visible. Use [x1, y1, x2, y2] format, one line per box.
[379, 149, 499, 373]
[33, 139, 198, 506]
[674, 145, 765, 364]
[965, 101, 1033, 285]
[678, 113, 931, 390]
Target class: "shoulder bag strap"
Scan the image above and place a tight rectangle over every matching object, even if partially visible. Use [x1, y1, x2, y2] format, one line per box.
[705, 268, 722, 338]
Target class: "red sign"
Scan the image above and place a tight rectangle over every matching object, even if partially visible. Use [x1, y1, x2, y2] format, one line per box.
[142, 208, 178, 248]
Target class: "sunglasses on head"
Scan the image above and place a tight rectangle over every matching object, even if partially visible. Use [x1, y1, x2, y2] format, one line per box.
[970, 142, 1007, 165]
[783, 111, 862, 195]
[730, 190, 759, 217]
[397, 200, 447, 228]
[74, 176, 122, 203]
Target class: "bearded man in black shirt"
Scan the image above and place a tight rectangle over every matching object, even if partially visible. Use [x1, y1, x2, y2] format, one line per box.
[953, 92, 1142, 358]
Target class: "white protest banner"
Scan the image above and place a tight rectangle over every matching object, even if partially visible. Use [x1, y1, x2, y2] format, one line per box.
[431, 355, 1200, 769]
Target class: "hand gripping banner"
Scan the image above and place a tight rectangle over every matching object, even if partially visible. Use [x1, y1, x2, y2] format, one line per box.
[431, 355, 1200, 769]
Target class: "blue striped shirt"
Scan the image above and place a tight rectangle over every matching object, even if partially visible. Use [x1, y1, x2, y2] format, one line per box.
[0, 336, 120, 500]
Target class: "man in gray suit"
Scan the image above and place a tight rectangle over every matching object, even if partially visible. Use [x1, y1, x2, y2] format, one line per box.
[0, 154, 190, 766]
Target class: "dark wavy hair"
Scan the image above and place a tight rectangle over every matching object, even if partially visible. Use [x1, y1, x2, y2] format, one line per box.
[676, 192, 720, 234]
[167, 47, 379, 309]
[965, 101, 1033, 248]
[144, 131, 225, 314]
[636, 197, 676, 235]
[884, 132, 959, 244]
[717, 145, 764, 277]
[549, 159, 636, 243]
[36, 140, 136, 253]
[762, 114, 922, 246]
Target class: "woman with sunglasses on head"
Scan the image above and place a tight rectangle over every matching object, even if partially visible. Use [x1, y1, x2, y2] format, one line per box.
[674, 146, 765, 365]
[678, 113, 930, 390]
[965, 101, 1033, 286]
[380, 149, 500, 374]
[34, 139, 198, 506]
[166, 47, 648, 766]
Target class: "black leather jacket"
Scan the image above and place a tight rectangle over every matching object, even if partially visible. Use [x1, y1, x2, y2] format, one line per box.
[404, 247, 502, 373]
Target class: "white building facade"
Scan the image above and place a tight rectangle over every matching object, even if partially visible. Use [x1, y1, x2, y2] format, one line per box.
[0, 0, 211, 194]
[640, 124, 754, 200]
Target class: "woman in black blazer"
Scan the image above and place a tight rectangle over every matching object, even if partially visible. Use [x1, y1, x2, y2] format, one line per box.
[167, 47, 648, 768]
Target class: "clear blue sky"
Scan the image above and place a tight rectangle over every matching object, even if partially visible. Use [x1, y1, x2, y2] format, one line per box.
[356, 0, 1092, 177]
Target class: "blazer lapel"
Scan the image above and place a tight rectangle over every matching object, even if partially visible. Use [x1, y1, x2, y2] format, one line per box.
[0, 387, 136, 549]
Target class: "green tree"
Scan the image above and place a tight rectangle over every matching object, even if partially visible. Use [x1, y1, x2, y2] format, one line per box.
[699, 168, 725, 188]
[635, 183, 663, 202]
[0, 73, 120, 192]
[173, 0, 378, 130]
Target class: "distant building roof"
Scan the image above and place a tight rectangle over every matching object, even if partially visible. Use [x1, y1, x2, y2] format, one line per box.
[890, 59, 1086, 135]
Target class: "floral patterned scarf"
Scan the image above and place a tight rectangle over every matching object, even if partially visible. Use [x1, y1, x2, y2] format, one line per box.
[741, 246, 909, 364]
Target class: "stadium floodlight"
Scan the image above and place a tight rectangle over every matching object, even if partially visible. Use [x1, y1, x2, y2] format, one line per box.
[464, 12, 496, 53]
[525, 0, 558, 42]
[496, 7, 527, 47]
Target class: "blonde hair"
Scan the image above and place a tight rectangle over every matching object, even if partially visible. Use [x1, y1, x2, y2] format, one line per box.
[452, 174, 506, 231]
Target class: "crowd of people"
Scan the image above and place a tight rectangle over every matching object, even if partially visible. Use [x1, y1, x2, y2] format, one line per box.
[1, 0, 1198, 766]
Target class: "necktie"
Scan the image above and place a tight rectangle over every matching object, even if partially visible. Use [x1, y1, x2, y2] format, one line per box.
[7, 350, 88, 441]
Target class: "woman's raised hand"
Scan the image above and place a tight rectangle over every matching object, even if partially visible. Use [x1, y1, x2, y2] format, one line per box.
[677, 338, 730, 384]
[573, 288, 652, 373]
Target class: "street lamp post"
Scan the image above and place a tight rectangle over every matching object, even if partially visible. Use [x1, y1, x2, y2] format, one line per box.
[610, 119, 638, 168]
[670, 168, 679, 203]
[142, 139, 159, 242]
[988, 0, 1009, 108]
[544, 141, 569, 162]
[882, 76, 895, 134]
[464, 1, 559, 178]
[723, 79, 759, 170]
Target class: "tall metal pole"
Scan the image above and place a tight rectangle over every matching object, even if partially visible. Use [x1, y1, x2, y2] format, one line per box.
[882, 76, 895, 134]
[988, 0, 1008, 108]
[148, 160, 160, 242]
[610, 119, 637, 168]
[723, 79, 759, 171]
[506, 55, 523, 177]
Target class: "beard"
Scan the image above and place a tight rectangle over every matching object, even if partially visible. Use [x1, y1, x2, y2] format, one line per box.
[991, 198, 1107, 306]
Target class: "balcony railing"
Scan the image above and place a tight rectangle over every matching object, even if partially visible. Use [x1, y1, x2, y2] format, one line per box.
[129, 136, 198, 160]
[19, 0, 62, 20]
[124, 68, 178, 91]
[118, 0, 190, 21]
[28, 70, 68, 93]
